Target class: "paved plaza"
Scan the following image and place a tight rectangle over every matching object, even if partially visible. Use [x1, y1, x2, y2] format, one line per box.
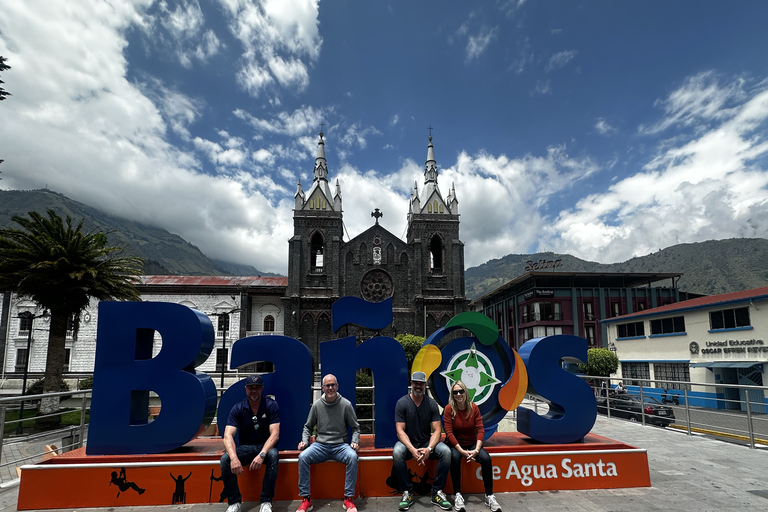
[2, 412, 768, 511]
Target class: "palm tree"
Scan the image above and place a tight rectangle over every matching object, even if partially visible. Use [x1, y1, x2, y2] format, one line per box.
[0, 209, 143, 426]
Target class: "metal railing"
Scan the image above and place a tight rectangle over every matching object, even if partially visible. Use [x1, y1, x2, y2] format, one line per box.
[581, 375, 768, 449]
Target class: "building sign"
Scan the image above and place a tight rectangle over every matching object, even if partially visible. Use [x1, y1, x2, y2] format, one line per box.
[694, 338, 768, 355]
[525, 259, 563, 271]
[523, 289, 555, 301]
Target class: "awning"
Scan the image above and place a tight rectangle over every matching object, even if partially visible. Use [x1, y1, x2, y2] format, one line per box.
[689, 361, 764, 368]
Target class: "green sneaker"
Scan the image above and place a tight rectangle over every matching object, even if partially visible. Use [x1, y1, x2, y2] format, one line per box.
[398, 491, 413, 511]
[431, 490, 452, 510]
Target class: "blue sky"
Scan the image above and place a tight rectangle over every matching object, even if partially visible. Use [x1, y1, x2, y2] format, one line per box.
[2, 1, 768, 275]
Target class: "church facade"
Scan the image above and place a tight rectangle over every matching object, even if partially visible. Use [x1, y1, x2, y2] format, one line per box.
[283, 133, 469, 366]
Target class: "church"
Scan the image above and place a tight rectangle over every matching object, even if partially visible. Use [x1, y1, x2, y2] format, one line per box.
[282, 132, 469, 366]
[0, 132, 469, 380]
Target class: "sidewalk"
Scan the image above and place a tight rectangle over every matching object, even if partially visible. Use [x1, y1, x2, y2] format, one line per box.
[2, 413, 768, 511]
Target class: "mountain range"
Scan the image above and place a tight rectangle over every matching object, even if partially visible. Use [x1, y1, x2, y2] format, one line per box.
[2, 189, 766, 299]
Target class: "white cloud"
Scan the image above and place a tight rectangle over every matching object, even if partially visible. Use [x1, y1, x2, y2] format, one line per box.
[218, 0, 321, 97]
[595, 117, 616, 136]
[548, 75, 768, 264]
[546, 50, 577, 72]
[531, 79, 551, 96]
[465, 27, 497, 63]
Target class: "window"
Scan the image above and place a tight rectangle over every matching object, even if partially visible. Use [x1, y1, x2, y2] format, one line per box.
[15, 349, 28, 373]
[18, 315, 32, 336]
[617, 321, 645, 339]
[637, 301, 647, 311]
[522, 325, 563, 341]
[653, 363, 690, 390]
[522, 302, 562, 322]
[611, 301, 621, 317]
[310, 232, 324, 271]
[217, 315, 230, 336]
[429, 234, 442, 274]
[583, 302, 594, 321]
[216, 348, 229, 373]
[64, 348, 71, 373]
[650, 316, 686, 335]
[66, 315, 75, 338]
[621, 362, 650, 387]
[585, 325, 596, 346]
[709, 307, 750, 330]
[263, 315, 275, 332]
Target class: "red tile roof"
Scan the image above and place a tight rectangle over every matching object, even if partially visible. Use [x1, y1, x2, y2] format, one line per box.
[605, 285, 768, 322]
[137, 275, 288, 287]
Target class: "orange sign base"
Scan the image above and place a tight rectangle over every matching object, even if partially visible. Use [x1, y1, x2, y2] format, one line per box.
[17, 432, 650, 510]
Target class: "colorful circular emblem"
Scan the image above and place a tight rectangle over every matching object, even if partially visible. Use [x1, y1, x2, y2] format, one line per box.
[411, 312, 529, 439]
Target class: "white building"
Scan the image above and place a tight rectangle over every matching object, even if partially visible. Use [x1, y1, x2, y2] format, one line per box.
[0, 276, 287, 389]
[603, 286, 768, 412]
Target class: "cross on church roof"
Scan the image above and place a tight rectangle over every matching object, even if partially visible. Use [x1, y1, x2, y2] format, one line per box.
[371, 208, 383, 224]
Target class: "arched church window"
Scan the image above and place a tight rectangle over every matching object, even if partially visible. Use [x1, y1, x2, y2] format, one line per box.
[428, 203, 432, 213]
[263, 315, 275, 332]
[433, 200, 438, 213]
[430, 234, 443, 274]
[310, 232, 324, 272]
[439, 204, 444, 213]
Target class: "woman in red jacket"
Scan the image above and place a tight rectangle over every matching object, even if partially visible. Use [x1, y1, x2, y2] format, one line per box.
[443, 380, 500, 512]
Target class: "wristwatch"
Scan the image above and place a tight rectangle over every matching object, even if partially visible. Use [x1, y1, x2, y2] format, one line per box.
[427, 446, 433, 453]
[259, 451, 266, 458]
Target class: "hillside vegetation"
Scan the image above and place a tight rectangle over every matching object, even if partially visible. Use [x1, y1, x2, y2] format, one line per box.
[0, 189, 278, 276]
[465, 240, 768, 299]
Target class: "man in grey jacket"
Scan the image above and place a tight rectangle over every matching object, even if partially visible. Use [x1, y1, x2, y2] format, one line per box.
[296, 374, 360, 512]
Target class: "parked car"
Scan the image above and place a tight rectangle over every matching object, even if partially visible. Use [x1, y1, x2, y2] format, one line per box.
[596, 393, 676, 427]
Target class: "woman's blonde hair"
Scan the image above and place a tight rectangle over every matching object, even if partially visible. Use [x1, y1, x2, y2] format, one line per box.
[448, 380, 472, 420]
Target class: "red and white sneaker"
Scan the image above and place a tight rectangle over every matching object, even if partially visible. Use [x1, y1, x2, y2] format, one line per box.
[343, 497, 357, 512]
[297, 497, 313, 512]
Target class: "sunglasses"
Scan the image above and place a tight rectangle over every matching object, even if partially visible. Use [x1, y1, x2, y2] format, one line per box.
[452, 389, 465, 395]
[251, 415, 260, 430]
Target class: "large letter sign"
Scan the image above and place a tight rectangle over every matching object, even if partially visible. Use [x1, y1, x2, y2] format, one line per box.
[88, 302, 217, 454]
[86, 300, 597, 454]
[516, 335, 597, 443]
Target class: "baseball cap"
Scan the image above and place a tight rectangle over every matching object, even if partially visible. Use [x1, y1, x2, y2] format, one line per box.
[411, 371, 427, 383]
[245, 375, 264, 387]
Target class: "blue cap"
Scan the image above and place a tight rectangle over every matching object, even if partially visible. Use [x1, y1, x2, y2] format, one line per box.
[245, 375, 263, 386]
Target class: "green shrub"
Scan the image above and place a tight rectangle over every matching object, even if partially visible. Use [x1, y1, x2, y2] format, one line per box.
[78, 376, 94, 390]
[578, 348, 619, 377]
[26, 378, 71, 399]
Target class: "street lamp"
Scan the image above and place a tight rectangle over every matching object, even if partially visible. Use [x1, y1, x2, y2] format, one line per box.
[211, 308, 241, 388]
[16, 310, 47, 435]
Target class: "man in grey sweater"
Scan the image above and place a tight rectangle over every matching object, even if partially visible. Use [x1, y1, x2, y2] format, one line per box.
[296, 374, 360, 512]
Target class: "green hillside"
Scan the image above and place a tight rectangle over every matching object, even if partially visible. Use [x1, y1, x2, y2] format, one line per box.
[466, 240, 768, 299]
[0, 189, 279, 276]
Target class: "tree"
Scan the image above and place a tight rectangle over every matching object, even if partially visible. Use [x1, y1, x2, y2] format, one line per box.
[0, 55, 10, 102]
[0, 55, 9, 175]
[578, 348, 619, 377]
[0, 209, 143, 426]
[395, 333, 425, 374]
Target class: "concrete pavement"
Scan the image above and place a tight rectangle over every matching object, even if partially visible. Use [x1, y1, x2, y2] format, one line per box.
[2, 413, 768, 511]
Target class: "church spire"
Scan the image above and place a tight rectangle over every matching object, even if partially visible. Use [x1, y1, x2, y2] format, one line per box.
[314, 131, 328, 182]
[424, 134, 438, 184]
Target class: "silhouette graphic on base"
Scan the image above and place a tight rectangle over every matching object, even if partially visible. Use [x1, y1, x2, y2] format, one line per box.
[210, 469, 227, 503]
[171, 472, 192, 504]
[109, 467, 145, 497]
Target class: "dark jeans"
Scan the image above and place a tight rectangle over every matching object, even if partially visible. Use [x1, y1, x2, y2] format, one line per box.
[392, 440, 450, 494]
[220, 445, 279, 504]
[449, 446, 493, 496]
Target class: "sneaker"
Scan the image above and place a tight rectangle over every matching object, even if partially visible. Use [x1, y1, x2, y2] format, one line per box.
[485, 494, 501, 512]
[343, 497, 357, 512]
[398, 490, 414, 511]
[260, 503, 273, 512]
[453, 492, 465, 512]
[226, 503, 242, 512]
[431, 490, 452, 510]
[297, 497, 313, 512]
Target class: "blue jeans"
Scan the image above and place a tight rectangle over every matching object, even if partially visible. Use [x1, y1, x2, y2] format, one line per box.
[392, 441, 450, 494]
[298, 442, 358, 498]
[220, 445, 279, 504]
